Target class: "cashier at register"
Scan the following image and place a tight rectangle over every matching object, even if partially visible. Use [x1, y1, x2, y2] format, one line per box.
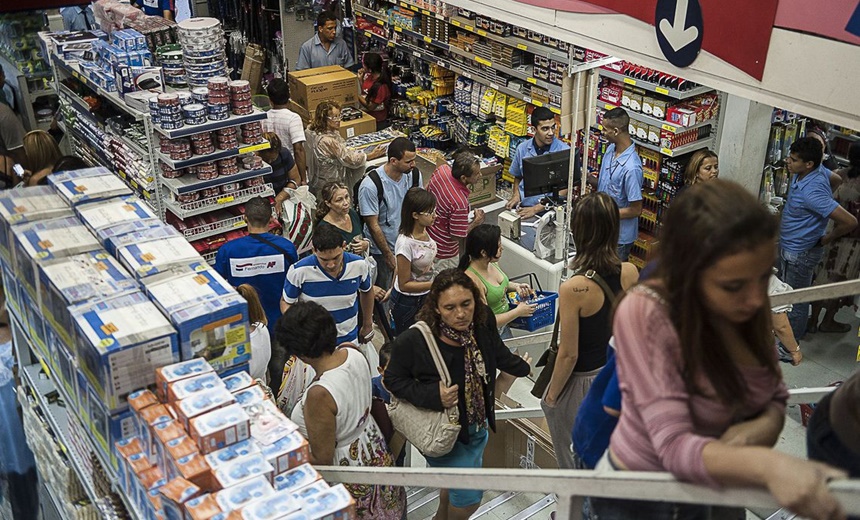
[505, 106, 570, 219]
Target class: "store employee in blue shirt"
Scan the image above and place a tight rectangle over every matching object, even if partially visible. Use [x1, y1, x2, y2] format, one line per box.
[295, 11, 354, 71]
[597, 107, 643, 261]
[131, 0, 173, 20]
[506, 106, 570, 219]
[778, 136, 856, 340]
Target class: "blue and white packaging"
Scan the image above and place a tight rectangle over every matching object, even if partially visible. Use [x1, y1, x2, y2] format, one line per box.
[96, 219, 166, 256]
[73, 291, 179, 413]
[238, 490, 303, 520]
[233, 385, 265, 409]
[169, 372, 226, 402]
[0, 186, 72, 266]
[212, 452, 274, 489]
[76, 196, 158, 235]
[214, 475, 275, 511]
[12, 216, 101, 300]
[290, 480, 330, 502]
[301, 484, 356, 519]
[222, 371, 253, 393]
[105, 224, 184, 262]
[38, 250, 138, 348]
[143, 265, 250, 371]
[260, 431, 309, 475]
[273, 463, 321, 492]
[115, 230, 202, 279]
[155, 358, 214, 402]
[203, 438, 260, 471]
[48, 167, 132, 206]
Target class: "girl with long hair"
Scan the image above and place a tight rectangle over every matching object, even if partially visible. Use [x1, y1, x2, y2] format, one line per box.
[591, 180, 846, 520]
[21, 130, 61, 186]
[390, 187, 438, 334]
[357, 52, 392, 130]
[541, 192, 639, 469]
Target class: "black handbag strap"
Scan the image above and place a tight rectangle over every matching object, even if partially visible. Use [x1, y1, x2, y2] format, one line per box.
[249, 233, 295, 264]
[575, 268, 619, 307]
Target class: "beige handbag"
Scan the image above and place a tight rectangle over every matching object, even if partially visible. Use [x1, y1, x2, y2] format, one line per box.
[387, 321, 461, 457]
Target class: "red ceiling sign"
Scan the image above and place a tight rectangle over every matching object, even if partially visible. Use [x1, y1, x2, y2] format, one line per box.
[513, 0, 780, 80]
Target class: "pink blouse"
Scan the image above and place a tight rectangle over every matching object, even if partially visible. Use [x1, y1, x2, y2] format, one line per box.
[609, 287, 789, 487]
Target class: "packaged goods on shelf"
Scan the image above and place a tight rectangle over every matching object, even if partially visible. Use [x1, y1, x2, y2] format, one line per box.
[190, 403, 251, 455]
[274, 463, 321, 492]
[76, 196, 159, 234]
[96, 219, 166, 255]
[49, 167, 134, 206]
[112, 226, 202, 279]
[212, 452, 274, 488]
[0, 187, 74, 264]
[214, 474, 274, 509]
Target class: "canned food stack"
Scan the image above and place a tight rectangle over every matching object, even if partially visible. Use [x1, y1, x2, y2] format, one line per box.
[207, 77, 231, 121]
[190, 132, 215, 155]
[215, 127, 239, 150]
[221, 181, 242, 195]
[161, 162, 186, 179]
[176, 17, 228, 88]
[239, 122, 264, 145]
[241, 154, 264, 170]
[156, 43, 187, 87]
[195, 163, 219, 181]
[229, 80, 253, 116]
[183, 104, 207, 126]
[157, 93, 184, 131]
[161, 138, 193, 161]
[244, 176, 264, 188]
[217, 158, 240, 176]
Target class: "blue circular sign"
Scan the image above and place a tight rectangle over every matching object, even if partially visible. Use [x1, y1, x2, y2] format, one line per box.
[655, 0, 704, 68]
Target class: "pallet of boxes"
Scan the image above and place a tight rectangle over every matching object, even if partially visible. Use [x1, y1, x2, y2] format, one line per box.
[0, 167, 357, 519]
[287, 66, 377, 138]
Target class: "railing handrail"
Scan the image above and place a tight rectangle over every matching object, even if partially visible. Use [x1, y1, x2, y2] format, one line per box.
[315, 466, 860, 517]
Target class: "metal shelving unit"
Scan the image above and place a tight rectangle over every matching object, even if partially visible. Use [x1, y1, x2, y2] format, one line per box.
[162, 183, 275, 219]
[151, 110, 268, 139]
[160, 165, 273, 195]
[597, 100, 715, 134]
[0, 54, 57, 132]
[598, 69, 715, 100]
[633, 136, 716, 158]
[156, 141, 270, 170]
[180, 214, 248, 241]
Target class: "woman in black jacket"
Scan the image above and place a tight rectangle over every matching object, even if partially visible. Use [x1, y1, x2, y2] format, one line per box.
[385, 268, 531, 520]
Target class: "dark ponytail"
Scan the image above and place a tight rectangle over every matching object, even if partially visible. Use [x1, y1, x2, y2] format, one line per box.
[458, 224, 501, 270]
[363, 53, 391, 107]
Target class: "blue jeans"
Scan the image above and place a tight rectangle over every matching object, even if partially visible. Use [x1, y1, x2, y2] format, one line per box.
[617, 242, 633, 262]
[390, 290, 425, 336]
[777, 245, 824, 340]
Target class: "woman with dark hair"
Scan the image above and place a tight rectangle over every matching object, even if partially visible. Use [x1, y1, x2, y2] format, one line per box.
[460, 224, 536, 339]
[541, 192, 639, 469]
[260, 131, 301, 212]
[809, 141, 860, 335]
[385, 268, 531, 520]
[357, 52, 392, 130]
[591, 180, 846, 520]
[315, 181, 370, 255]
[390, 187, 438, 334]
[279, 301, 405, 519]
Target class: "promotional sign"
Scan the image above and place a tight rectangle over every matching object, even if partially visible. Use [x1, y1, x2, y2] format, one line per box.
[654, 0, 703, 68]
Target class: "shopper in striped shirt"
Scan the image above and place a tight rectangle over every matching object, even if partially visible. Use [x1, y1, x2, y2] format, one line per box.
[280, 224, 374, 346]
[427, 151, 485, 273]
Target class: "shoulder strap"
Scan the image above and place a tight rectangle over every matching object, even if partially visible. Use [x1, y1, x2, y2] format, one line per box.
[249, 234, 295, 265]
[570, 268, 618, 306]
[411, 321, 452, 387]
[368, 168, 385, 206]
[410, 167, 420, 188]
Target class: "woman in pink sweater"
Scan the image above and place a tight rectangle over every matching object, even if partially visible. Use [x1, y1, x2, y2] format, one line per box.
[591, 180, 847, 520]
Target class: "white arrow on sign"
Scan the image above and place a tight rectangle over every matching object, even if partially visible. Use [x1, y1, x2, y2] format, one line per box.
[658, 0, 699, 51]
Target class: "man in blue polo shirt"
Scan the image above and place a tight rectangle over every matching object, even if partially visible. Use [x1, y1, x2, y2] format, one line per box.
[597, 107, 643, 261]
[506, 106, 570, 219]
[779, 136, 857, 342]
[131, 0, 173, 19]
[280, 223, 374, 345]
[215, 197, 297, 336]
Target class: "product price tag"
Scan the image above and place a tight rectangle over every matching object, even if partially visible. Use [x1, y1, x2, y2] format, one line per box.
[131, 180, 139, 189]
[516, 43, 528, 51]
[413, 50, 421, 58]
[394, 26, 402, 32]
[661, 123, 678, 133]
[475, 56, 491, 67]
[409, 4, 418, 11]
[451, 19, 461, 27]
[477, 29, 487, 36]
[526, 77, 537, 84]
[465, 25, 474, 32]
[623, 77, 636, 86]
[462, 71, 472, 79]
[423, 36, 432, 43]
[522, 95, 532, 103]
[234, 219, 245, 228]
[388, 42, 395, 48]
[490, 82, 500, 90]
[365, 31, 372, 37]
[549, 106, 561, 115]
[421, 9, 430, 15]
[856, 344, 860, 362]
[604, 103, 616, 111]
[239, 142, 270, 154]
[377, 19, 385, 26]
[655, 86, 670, 95]
[532, 99, 543, 107]
[437, 60, 446, 68]
[217, 195, 235, 204]
[400, 2, 408, 7]
[661, 147, 674, 156]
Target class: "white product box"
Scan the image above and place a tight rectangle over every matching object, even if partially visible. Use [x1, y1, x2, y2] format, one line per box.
[144, 265, 250, 372]
[96, 219, 167, 256]
[175, 387, 235, 431]
[204, 438, 261, 472]
[290, 480, 330, 502]
[301, 484, 356, 519]
[38, 250, 138, 348]
[76, 196, 158, 234]
[168, 372, 226, 403]
[48, 166, 133, 206]
[155, 358, 214, 402]
[213, 453, 274, 489]
[233, 385, 265, 409]
[115, 229, 202, 279]
[222, 371, 254, 393]
[12, 216, 101, 300]
[260, 431, 309, 475]
[273, 463, 321, 493]
[73, 291, 179, 413]
[240, 490, 303, 520]
[0, 186, 72, 266]
[215, 475, 275, 511]
[190, 403, 251, 455]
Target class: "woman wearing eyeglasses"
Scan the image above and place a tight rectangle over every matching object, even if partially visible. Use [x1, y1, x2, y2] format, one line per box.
[391, 187, 438, 335]
[305, 100, 387, 195]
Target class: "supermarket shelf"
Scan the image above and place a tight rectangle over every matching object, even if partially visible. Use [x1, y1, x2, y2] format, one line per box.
[202, 250, 218, 265]
[152, 109, 268, 139]
[570, 55, 622, 75]
[164, 183, 275, 218]
[156, 141, 270, 169]
[160, 165, 272, 195]
[448, 15, 570, 62]
[634, 136, 716, 157]
[354, 4, 389, 25]
[597, 100, 715, 134]
[829, 131, 860, 143]
[398, 42, 562, 113]
[180, 214, 247, 241]
[599, 69, 715, 100]
[51, 54, 146, 120]
[31, 87, 57, 98]
[360, 28, 393, 45]
[57, 83, 97, 124]
[115, 167, 158, 200]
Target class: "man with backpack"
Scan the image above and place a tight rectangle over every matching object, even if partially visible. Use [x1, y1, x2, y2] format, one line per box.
[357, 137, 421, 290]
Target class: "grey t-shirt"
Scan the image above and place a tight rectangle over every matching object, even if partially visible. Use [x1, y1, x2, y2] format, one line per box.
[0, 102, 25, 155]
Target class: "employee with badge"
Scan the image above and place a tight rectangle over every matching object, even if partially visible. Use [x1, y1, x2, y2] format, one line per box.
[132, 0, 173, 20]
[505, 106, 570, 219]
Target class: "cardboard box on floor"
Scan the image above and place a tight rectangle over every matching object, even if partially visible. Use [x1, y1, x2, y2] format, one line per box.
[485, 395, 557, 470]
[288, 65, 359, 115]
[289, 100, 376, 139]
[241, 44, 265, 95]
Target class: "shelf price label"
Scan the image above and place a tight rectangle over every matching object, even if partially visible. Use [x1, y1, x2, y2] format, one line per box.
[423, 36, 432, 43]
[465, 25, 474, 32]
[604, 103, 616, 111]
[661, 147, 674, 156]
[490, 82, 500, 90]
[365, 31, 373, 37]
[413, 50, 421, 58]
[655, 86, 670, 95]
[622, 77, 636, 86]
[516, 43, 528, 51]
[421, 9, 430, 15]
[377, 19, 385, 26]
[661, 123, 678, 133]
[526, 77, 537, 84]
[523, 95, 533, 103]
[477, 29, 487, 36]
[451, 19, 461, 27]
[532, 99, 544, 107]
[217, 195, 235, 205]
[394, 26, 402, 32]
[461, 71, 472, 79]
[436, 60, 446, 68]
[239, 142, 270, 154]
[549, 106, 561, 115]
[475, 56, 491, 67]
[233, 220, 245, 227]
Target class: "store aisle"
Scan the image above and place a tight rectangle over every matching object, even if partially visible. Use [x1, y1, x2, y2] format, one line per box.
[281, 11, 316, 72]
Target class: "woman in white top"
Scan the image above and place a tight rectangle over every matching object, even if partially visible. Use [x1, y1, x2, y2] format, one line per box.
[280, 301, 405, 519]
[391, 187, 438, 335]
[236, 285, 271, 381]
